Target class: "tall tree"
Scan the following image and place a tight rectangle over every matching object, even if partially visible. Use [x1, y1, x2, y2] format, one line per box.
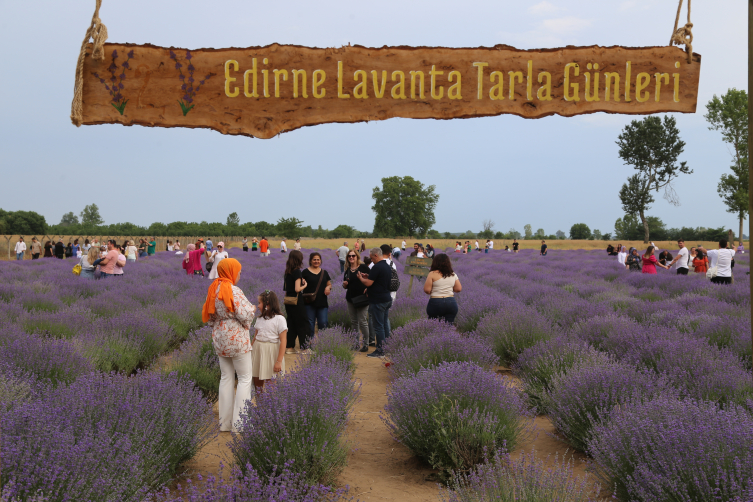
[59, 211, 80, 227]
[80, 203, 104, 227]
[569, 223, 591, 240]
[618, 174, 656, 242]
[226, 212, 240, 227]
[523, 224, 533, 239]
[276, 217, 304, 237]
[616, 116, 691, 243]
[705, 89, 749, 246]
[372, 176, 438, 237]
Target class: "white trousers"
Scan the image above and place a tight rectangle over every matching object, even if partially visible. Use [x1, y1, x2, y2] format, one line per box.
[218, 351, 253, 432]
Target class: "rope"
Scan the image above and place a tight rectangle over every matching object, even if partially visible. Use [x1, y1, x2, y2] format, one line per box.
[669, 0, 693, 64]
[70, 0, 108, 127]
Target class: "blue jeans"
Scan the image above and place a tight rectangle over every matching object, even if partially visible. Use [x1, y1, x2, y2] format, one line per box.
[339, 260, 345, 273]
[304, 305, 328, 334]
[139, 251, 147, 257]
[426, 297, 458, 324]
[369, 300, 392, 350]
[16, 253, 23, 260]
[392, 250, 401, 261]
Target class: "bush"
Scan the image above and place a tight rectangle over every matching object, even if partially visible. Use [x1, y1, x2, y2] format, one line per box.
[230, 355, 359, 486]
[544, 360, 675, 452]
[389, 329, 498, 379]
[383, 361, 532, 474]
[1, 372, 216, 502]
[454, 287, 507, 332]
[152, 461, 350, 502]
[161, 327, 220, 400]
[440, 449, 599, 502]
[692, 316, 752, 369]
[307, 325, 359, 370]
[383, 318, 457, 357]
[513, 336, 611, 409]
[589, 396, 753, 501]
[475, 304, 557, 366]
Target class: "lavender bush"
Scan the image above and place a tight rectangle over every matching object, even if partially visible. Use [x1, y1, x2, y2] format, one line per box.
[383, 318, 457, 357]
[589, 396, 753, 501]
[544, 360, 676, 452]
[439, 449, 599, 502]
[388, 329, 498, 378]
[513, 336, 611, 408]
[230, 355, 359, 485]
[161, 326, 220, 400]
[307, 325, 360, 369]
[1, 371, 217, 502]
[384, 361, 533, 474]
[475, 301, 557, 365]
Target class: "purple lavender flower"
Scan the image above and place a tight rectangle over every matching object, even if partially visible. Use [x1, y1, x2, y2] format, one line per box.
[172, 50, 213, 116]
[90, 47, 134, 115]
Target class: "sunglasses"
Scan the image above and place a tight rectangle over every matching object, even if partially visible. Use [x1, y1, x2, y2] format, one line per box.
[347, 254, 356, 258]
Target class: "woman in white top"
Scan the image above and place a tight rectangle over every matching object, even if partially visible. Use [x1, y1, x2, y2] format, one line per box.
[167, 240, 174, 252]
[126, 240, 139, 262]
[280, 238, 287, 253]
[423, 253, 462, 324]
[208, 242, 229, 280]
[617, 246, 628, 266]
[251, 290, 288, 393]
[79, 247, 99, 280]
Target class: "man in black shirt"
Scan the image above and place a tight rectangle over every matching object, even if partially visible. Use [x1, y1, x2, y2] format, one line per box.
[54, 239, 65, 259]
[358, 247, 393, 358]
[512, 239, 519, 253]
[540, 240, 548, 256]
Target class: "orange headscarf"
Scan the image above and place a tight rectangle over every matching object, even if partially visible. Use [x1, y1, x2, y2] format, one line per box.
[202, 258, 242, 323]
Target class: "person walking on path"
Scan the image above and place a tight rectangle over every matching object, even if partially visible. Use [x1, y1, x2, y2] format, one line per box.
[182, 244, 205, 276]
[14, 237, 26, 260]
[336, 242, 350, 273]
[358, 247, 393, 358]
[251, 290, 287, 393]
[641, 245, 668, 274]
[30, 237, 41, 260]
[208, 242, 229, 280]
[283, 250, 310, 354]
[54, 239, 65, 259]
[423, 253, 462, 324]
[301, 252, 332, 342]
[698, 240, 736, 285]
[667, 239, 690, 275]
[259, 237, 269, 257]
[280, 238, 287, 253]
[343, 249, 370, 352]
[203, 258, 255, 433]
[147, 237, 157, 256]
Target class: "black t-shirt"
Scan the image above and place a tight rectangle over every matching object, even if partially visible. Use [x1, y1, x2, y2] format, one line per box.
[344, 264, 369, 300]
[54, 242, 64, 257]
[367, 260, 392, 304]
[540, 244, 547, 254]
[512, 242, 519, 250]
[284, 269, 302, 298]
[302, 268, 331, 308]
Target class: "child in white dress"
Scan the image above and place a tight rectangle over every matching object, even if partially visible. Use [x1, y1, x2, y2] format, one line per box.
[251, 290, 288, 393]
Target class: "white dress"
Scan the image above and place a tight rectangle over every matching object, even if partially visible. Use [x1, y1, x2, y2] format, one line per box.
[617, 251, 627, 266]
[208, 251, 229, 280]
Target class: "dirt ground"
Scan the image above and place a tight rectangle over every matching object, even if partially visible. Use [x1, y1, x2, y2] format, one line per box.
[178, 352, 600, 501]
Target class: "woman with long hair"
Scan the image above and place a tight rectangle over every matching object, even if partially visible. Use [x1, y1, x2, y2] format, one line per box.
[301, 252, 332, 351]
[343, 249, 370, 352]
[423, 253, 462, 324]
[79, 246, 99, 280]
[642, 245, 669, 274]
[126, 240, 139, 262]
[693, 248, 709, 274]
[203, 258, 255, 433]
[283, 250, 310, 354]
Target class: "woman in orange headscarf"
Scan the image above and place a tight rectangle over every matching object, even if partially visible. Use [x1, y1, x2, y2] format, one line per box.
[203, 258, 256, 433]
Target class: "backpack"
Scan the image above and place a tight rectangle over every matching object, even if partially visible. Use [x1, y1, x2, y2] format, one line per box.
[388, 261, 400, 292]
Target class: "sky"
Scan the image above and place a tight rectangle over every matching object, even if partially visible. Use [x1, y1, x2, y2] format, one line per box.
[0, 0, 747, 236]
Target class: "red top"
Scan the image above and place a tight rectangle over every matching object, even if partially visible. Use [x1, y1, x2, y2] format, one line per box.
[693, 257, 709, 273]
[260, 239, 269, 253]
[642, 255, 658, 274]
[182, 249, 204, 275]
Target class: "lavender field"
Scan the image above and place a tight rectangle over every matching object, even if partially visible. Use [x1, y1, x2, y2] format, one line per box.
[0, 248, 751, 501]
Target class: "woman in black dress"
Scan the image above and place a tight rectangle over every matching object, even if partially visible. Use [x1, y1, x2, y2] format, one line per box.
[283, 250, 311, 354]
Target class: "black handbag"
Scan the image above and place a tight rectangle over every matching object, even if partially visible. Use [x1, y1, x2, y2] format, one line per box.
[345, 270, 369, 308]
[303, 271, 325, 304]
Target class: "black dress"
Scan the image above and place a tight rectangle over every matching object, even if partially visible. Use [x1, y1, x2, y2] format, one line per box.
[284, 269, 311, 350]
[43, 243, 53, 258]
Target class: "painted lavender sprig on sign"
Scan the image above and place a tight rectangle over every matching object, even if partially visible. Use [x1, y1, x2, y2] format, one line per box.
[91, 49, 134, 115]
[170, 50, 214, 116]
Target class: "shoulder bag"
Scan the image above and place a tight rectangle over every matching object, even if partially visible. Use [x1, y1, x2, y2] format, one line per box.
[346, 269, 369, 308]
[302, 270, 325, 304]
[284, 273, 299, 306]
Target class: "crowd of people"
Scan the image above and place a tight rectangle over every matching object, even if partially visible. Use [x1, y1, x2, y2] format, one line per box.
[610, 239, 740, 284]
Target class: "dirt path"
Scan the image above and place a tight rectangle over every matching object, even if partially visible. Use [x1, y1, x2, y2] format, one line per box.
[175, 352, 595, 500]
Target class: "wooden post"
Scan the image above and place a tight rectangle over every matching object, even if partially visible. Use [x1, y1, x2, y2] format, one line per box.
[749, 0, 752, 373]
[4, 236, 11, 260]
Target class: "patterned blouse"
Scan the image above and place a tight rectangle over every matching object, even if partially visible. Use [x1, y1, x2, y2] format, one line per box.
[208, 284, 256, 357]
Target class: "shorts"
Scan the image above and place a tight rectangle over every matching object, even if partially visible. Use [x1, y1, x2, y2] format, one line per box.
[676, 268, 689, 275]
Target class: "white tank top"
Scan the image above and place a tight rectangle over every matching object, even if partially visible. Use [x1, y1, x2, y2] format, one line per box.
[431, 273, 458, 298]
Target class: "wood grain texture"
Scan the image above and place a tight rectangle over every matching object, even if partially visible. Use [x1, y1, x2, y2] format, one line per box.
[80, 43, 701, 139]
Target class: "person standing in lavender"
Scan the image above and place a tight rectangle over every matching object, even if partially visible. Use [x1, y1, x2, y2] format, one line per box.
[667, 239, 690, 275]
[336, 242, 350, 273]
[424, 253, 462, 324]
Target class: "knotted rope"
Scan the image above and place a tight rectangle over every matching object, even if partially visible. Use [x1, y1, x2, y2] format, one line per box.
[70, 0, 108, 126]
[669, 0, 693, 63]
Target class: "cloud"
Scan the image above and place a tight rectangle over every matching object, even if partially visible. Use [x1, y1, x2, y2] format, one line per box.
[527, 1, 560, 16]
[540, 16, 592, 35]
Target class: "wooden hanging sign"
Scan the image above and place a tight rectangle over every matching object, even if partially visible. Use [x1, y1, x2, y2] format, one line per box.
[77, 43, 700, 139]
